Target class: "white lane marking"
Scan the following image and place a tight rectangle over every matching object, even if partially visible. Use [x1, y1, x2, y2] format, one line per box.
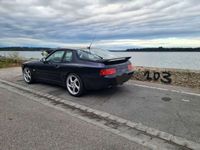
[130, 83, 200, 97]
[181, 99, 190, 102]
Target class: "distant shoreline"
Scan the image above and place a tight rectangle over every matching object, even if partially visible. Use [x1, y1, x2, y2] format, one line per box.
[110, 50, 200, 52]
[0, 47, 51, 52]
[0, 47, 200, 52]
[110, 47, 200, 52]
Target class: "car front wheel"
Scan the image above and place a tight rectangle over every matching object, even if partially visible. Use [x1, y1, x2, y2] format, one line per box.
[66, 73, 84, 97]
[23, 67, 34, 84]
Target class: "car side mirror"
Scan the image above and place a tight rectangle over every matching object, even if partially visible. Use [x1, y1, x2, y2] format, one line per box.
[40, 58, 48, 63]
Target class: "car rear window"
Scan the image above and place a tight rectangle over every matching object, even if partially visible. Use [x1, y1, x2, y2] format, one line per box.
[77, 50, 102, 61]
[77, 49, 118, 61]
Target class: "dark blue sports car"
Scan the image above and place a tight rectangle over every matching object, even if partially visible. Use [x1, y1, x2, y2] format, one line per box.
[22, 49, 134, 96]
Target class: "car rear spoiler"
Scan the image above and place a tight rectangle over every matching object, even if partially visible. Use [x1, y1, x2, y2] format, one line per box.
[97, 57, 131, 65]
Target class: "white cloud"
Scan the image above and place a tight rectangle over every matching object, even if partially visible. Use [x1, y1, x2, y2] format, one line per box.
[0, 0, 200, 48]
[96, 38, 200, 48]
[1, 37, 199, 49]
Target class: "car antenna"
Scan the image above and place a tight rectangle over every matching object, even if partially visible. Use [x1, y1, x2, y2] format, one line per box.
[87, 35, 96, 52]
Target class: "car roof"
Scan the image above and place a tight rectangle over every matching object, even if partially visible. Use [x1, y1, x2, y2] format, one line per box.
[46, 48, 104, 56]
[45, 48, 76, 54]
[53, 48, 76, 51]
[49, 48, 93, 53]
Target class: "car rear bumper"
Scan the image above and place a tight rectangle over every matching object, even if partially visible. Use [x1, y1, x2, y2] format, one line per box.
[83, 71, 134, 90]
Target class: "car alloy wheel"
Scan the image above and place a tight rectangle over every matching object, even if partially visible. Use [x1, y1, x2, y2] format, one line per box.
[23, 67, 32, 83]
[66, 74, 83, 96]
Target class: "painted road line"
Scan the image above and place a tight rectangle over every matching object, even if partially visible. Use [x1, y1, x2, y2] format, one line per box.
[129, 83, 200, 97]
[0, 79, 200, 150]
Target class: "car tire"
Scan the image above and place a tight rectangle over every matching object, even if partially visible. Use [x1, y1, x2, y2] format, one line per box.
[66, 73, 84, 97]
[23, 67, 34, 84]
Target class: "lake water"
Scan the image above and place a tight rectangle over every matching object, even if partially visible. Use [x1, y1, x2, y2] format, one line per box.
[0, 51, 200, 70]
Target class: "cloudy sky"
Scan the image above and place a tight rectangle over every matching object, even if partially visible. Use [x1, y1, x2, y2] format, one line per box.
[0, 0, 200, 49]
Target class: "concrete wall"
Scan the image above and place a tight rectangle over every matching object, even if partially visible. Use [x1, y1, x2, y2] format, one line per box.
[132, 66, 200, 89]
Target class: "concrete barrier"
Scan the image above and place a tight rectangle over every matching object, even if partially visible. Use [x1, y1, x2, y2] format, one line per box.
[132, 66, 200, 89]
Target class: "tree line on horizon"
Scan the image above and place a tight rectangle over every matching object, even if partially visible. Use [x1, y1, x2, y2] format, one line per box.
[0, 47, 52, 51]
[0, 46, 200, 52]
[125, 47, 200, 52]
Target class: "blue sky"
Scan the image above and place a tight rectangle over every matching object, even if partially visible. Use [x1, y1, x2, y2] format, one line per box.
[0, 0, 200, 49]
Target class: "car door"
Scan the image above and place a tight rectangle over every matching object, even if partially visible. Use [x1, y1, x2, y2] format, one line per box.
[59, 50, 74, 81]
[36, 50, 65, 83]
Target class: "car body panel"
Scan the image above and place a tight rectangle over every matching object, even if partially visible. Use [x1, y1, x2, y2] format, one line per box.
[22, 49, 134, 90]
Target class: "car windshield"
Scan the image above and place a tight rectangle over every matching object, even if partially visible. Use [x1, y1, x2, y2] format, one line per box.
[77, 49, 118, 61]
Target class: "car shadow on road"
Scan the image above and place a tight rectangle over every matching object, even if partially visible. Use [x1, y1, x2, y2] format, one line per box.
[16, 77, 124, 100]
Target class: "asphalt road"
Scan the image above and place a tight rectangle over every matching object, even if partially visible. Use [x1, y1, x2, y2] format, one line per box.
[0, 67, 200, 145]
[0, 87, 149, 150]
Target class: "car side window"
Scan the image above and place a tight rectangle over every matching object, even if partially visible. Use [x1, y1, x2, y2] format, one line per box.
[46, 51, 65, 63]
[63, 51, 73, 62]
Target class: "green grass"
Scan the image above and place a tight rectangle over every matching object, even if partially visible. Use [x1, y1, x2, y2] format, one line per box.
[0, 51, 24, 68]
[0, 59, 22, 68]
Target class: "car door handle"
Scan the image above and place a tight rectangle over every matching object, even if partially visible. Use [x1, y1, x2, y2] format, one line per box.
[55, 65, 60, 68]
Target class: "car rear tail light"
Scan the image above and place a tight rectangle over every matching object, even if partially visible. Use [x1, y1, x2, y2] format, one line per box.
[128, 64, 134, 71]
[100, 68, 116, 76]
